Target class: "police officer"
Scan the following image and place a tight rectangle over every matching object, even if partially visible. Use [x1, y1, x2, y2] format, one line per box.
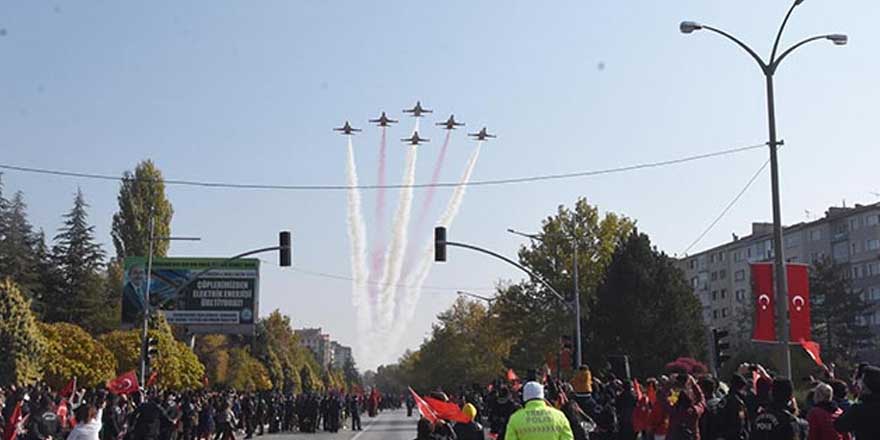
[504, 382, 573, 440]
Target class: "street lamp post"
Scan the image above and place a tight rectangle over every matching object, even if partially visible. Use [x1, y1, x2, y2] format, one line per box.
[681, 0, 846, 379]
[507, 228, 583, 369]
[140, 213, 201, 385]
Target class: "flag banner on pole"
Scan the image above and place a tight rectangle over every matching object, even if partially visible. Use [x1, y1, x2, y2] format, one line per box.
[408, 387, 438, 423]
[2, 401, 23, 440]
[751, 263, 777, 342]
[107, 371, 140, 395]
[146, 370, 159, 387]
[787, 264, 812, 342]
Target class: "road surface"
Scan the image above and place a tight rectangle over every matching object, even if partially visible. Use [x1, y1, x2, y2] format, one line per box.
[262, 409, 417, 440]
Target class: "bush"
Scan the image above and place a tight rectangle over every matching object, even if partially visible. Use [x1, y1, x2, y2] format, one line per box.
[0, 278, 47, 386]
[665, 357, 709, 375]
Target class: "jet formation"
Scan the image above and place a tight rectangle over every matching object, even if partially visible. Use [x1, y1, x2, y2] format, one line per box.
[335, 101, 494, 143]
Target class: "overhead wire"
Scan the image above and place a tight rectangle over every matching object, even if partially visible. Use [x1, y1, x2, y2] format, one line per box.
[0, 142, 766, 191]
[682, 158, 771, 255]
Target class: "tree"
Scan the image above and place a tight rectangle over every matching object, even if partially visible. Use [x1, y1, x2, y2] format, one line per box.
[411, 298, 510, 391]
[195, 334, 231, 385]
[252, 310, 321, 392]
[592, 231, 706, 377]
[494, 198, 634, 371]
[811, 257, 875, 369]
[111, 160, 174, 261]
[0, 192, 43, 300]
[227, 347, 273, 392]
[342, 357, 361, 389]
[99, 315, 205, 390]
[38, 322, 117, 388]
[50, 189, 107, 330]
[0, 278, 47, 386]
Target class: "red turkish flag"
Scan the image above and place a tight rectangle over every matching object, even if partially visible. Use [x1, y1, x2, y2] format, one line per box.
[2, 401, 23, 440]
[424, 397, 470, 423]
[408, 387, 438, 424]
[106, 371, 140, 395]
[59, 377, 76, 399]
[751, 263, 777, 342]
[800, 339, 824, 367]
[146, 370, 159, 387]
[506, 368, 519, 383]
[787, 264, 812, 342]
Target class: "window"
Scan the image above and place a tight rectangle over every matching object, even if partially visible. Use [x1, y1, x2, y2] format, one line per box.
[736, 289, 746, 301]
[734, 251, 743, 262]
[721, 289, 727, 299]
[711, 272, 718, 281]
[689, 259, 697, 270]
[853, 266, 862, 279]
[722, 308, 729, 318]
[735, 270, 746, 281]
[810, 229, 823, 241]
[719, 252, 725, 262]
[712, 290, 718, 301]
[719, 270, 727, 280]
[867, 239, 880, 251]
[710, 254, 715, 264]
[870, 287, 880, 301]
[691, 277, 699, 288]
[713, 310, 719, 320]
[786, 235, 801, 248]
[852, 242, 860, 255]
[868, 263, 880, 277]
[747, 248, 752, 258]
[833, 242, 850, 261]
[868, 214, 880, 227]
[850, 217, 861, 231]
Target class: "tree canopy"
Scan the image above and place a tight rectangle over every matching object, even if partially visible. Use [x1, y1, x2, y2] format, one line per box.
[0, 278, 47, 386]
[111, 160, 174, 260]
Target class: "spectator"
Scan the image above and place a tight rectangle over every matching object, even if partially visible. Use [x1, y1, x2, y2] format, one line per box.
[751, 378, 800, 440]
[834, 365, 880, 440]
[66, 403, 103, 440]
[806, 383, 850, 440]
[659, 374, 705, 440]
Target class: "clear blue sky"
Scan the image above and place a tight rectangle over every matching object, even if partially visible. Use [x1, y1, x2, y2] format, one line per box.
[2, 0, 877, 369]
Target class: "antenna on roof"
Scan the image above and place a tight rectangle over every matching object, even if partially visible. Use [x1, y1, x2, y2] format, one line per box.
[805, 210, 812, 220]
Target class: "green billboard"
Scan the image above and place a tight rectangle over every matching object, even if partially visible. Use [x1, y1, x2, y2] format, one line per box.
[121, 257, 260, 334]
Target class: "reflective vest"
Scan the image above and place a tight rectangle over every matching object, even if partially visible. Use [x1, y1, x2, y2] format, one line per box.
[505, 400, 574, 440]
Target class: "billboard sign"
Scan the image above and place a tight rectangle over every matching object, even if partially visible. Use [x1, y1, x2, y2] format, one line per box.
[121, 257, 260, 334]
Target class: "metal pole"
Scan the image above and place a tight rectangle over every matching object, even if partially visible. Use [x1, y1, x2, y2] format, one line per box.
[140, 213, 156, 386]
[573, 242, 582, 368]
[766, 72, 792, 379]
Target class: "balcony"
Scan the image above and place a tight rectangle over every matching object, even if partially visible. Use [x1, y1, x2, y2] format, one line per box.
[832, 231, 849, 243]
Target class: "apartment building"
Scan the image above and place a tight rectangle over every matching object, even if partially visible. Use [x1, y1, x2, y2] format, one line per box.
[677, 202, 880, 351]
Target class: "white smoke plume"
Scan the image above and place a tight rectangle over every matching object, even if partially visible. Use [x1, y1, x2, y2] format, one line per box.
[387, 141, 483, 352]
[345, 136, 372, 357]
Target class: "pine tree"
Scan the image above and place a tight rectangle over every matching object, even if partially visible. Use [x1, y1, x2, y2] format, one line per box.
[0, 278, 47, 386]
[811, 257, 875, 368]
[51, 189, 106, 329]
[592, 231, 707, 377]
[0, 191, 43, 298]
[111, 160, 174, 260]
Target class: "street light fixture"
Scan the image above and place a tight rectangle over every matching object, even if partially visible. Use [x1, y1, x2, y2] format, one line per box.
[680, 0, 846, 379]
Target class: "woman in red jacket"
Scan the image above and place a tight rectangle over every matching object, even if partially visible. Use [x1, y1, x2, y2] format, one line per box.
[807, 383, 851, 440]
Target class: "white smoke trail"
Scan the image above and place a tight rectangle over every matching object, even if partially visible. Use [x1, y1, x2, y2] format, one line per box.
[387, 141, 483, 352]
[345, 136, 372, 356]
[375, 139, 419, 334]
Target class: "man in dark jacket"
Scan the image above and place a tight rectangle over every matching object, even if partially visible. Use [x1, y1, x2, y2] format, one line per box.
[751, 378, 800, 440]
[834, 365, 880, 440]
[131, 394, 174, 440]
[715, 374, 751, 440]
[25, 396, 59, 440]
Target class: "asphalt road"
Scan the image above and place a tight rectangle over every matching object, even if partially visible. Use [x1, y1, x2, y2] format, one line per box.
[261, 409, 417, 440]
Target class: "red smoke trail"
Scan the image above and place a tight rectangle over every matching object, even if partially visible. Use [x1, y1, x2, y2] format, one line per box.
[417, 130, 452, 225]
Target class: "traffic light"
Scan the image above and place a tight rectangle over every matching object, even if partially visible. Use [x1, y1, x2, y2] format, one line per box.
[279, 231, 292, 267]
[145, 337, 159, 370]
[713, 328, 731, 370]
[434, 227, 447, 262]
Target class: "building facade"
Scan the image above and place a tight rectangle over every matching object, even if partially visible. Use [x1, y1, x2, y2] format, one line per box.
[295, 327, 333, 368]
[677, 202, 880, 351]
[331, 341, 353, 369]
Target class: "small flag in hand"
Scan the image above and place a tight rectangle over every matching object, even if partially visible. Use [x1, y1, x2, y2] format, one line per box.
[107, 371, 140, 395]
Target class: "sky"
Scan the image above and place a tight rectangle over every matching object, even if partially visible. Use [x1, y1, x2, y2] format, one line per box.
[2, 0, 878, 369]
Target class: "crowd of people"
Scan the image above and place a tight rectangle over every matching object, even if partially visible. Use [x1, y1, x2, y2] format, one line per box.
[0, 385, 399, 440]
[2, 361, 879, 440]
[412, 362, 880, 440]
